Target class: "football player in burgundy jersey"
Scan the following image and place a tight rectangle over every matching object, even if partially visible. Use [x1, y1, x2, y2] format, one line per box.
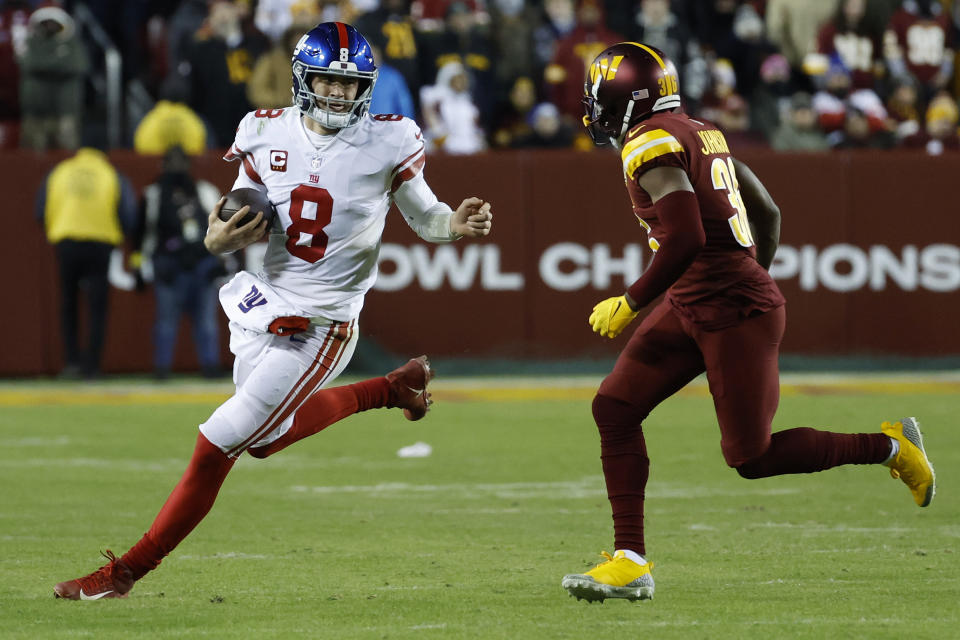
[53, 22, 493, 601]
[884, 0, 955, 102]
[561, 42, 936, 603]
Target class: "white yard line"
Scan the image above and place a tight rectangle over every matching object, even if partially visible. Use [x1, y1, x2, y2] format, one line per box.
[288, 478, 800, 500]
[2, 370, 960, 395]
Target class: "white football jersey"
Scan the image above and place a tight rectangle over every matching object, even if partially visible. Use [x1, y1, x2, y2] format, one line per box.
[224, 107, 431, 321]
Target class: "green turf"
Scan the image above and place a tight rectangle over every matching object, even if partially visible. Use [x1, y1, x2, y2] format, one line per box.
[0, 383, 956, 639]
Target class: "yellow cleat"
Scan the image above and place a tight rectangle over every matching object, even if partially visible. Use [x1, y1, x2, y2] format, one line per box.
[561, 551, 654, 602]
[882, 417, 936, 507]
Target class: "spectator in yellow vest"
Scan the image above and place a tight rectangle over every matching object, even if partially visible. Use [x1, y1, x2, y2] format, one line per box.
[133, 78, 208, 156]
[36, 148, 137, 378]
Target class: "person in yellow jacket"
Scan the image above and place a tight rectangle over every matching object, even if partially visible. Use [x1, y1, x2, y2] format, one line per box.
[133, 99, 207, 156]
[36, 147, 137, 378]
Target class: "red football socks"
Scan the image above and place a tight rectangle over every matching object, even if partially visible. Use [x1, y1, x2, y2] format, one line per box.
[247, 378, 391, 458]
[120, 379, 392, 581]
[121, 433, 235, 581]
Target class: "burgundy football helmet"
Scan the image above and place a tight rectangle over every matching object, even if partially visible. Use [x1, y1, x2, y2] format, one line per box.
[582, 42, 682, 146]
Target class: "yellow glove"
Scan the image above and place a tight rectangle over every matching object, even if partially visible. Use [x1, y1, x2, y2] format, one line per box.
[589, 295, 639, 338]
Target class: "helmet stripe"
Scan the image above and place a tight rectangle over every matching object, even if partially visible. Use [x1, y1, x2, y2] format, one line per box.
[335, 22, 349, 50]
[624, 41, 666, 70]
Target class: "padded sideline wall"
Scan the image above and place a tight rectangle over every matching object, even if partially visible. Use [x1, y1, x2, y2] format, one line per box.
[2, 149, 957, 375]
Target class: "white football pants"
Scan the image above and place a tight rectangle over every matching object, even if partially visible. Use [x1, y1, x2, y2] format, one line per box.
[199, 319, 358, 457]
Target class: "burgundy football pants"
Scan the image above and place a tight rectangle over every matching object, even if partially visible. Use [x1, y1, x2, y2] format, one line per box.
[593, 301, 890, 555]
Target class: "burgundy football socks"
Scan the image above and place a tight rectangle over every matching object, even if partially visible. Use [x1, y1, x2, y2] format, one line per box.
[594, 396, 894, 557]
[594, 395, 650, 556]
[735, 427, 892, 478]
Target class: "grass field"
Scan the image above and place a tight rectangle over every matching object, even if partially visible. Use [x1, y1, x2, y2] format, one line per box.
[0, 373, 957, 639]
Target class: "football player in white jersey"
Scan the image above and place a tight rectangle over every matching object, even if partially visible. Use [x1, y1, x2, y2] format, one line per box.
[54, 22, 493, 600]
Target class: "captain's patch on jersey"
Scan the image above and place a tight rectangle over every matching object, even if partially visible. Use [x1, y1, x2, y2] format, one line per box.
[270, 150, 288, 172]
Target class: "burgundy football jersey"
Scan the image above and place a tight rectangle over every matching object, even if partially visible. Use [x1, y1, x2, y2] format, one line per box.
[817, 23, 883, 90]
[619, 111, 785, 329]
[884, 9, 954, 87]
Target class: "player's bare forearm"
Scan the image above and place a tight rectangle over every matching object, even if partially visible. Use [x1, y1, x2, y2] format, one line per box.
[751, 222, 779, 271]
[733, 158, 780, 270]
[450, 197, 492, 238]
[204, 198, 268, 255]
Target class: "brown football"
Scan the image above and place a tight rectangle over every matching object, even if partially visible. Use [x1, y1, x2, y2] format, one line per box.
[218, 188, 277, 227]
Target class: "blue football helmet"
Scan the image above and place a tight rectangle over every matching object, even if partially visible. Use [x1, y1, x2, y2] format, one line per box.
[291, 22, 378, 129]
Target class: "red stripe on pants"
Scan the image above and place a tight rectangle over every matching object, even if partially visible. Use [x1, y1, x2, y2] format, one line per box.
[226, 322, 347, 457]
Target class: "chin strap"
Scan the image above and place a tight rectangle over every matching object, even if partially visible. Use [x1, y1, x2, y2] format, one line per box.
[616, 99, 637, 144]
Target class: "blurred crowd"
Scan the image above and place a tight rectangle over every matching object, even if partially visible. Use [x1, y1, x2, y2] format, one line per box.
[2, 0, 960, 155]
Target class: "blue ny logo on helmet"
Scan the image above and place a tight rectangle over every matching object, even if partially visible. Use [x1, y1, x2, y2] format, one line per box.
[291, 22, 378, 129]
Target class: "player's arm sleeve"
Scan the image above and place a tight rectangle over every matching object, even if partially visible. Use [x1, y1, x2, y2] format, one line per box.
[389, 120, 460, 243]
[625, 168, 705, 310]
[392, 172, 460, 243]
[620, 130, 702, 309]
[733, 158, 780, 270]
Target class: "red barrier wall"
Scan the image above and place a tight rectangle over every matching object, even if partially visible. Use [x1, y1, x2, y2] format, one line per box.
[2, 148, 958, 376]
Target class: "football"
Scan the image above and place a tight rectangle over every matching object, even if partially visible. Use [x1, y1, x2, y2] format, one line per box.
[218, 188, 277, 228]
